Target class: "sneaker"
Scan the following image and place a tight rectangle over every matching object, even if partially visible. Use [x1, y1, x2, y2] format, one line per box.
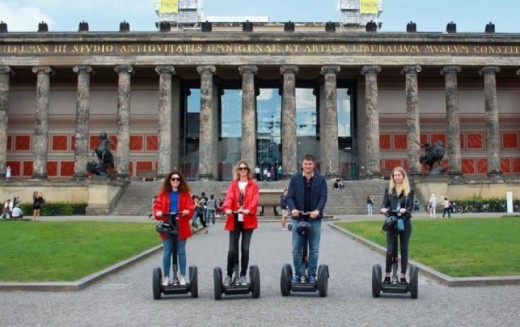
[291, 275, 301, 283]
[281, 227, 288, 231]
[308, 275, 317, 284]
[224, 275, 233, 286]
[238, 276, 248, 286]
[162, 276, 169, 286]
[179, 275, 187, 286]
[383, 277, 391, 284]
[399, 278, 408, 285]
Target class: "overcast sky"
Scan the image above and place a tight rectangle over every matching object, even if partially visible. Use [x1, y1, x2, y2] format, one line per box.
[0, 0, 518, 33]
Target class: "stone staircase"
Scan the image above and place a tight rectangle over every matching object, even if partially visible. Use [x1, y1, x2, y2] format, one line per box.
[110, 179, 390, 216]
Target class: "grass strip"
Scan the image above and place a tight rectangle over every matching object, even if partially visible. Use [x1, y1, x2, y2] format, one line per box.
[0, 220, 159, 282]
[336, 217, 520, 277]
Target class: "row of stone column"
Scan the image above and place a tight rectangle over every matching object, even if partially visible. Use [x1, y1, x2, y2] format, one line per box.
[0, 64, 517, 179]
[363, 65, 508, 178]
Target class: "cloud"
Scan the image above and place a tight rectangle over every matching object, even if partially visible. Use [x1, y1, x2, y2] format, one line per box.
[0, 2, 54, 32]
[257, 89, 273, 101]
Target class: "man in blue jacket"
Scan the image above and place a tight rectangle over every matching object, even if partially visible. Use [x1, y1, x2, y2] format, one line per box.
[286, 154, 328, 284]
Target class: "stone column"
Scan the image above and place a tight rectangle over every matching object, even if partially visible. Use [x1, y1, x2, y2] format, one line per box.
[361, 65, 382, 179]
[197, 65, 217, 180]
[31, 66, 53, 180]
[320, 65, 340, 177]
[479, 66, 502, 177]
[280, 65, 299, 178]
[441, 66, 462, 177]
[114, 65, 133, 179]
[72, 65, 93, 180]
[0, 66, 13, 178]
[239, 65, 258, 167]
[155, 65, 175, 178]
[401, 65, 422, 175]
[171, 78, 181, 171]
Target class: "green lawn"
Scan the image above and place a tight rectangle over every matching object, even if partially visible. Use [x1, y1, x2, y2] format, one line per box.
[0, 220, 159, 282]
[336, 217, 520, 277]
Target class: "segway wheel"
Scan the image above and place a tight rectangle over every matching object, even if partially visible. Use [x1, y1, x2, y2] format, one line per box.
[213, 267, 223, 300]
[317, 264, 329, 297]
[280, 263, 292, 296]
[372, 264, 382, 298]
[152, 267, 162, 300]
[409, 264, 419, 299]
[250, 265, 261, 299]
[287, 223, 292, 231]
[189, 266, 198, 298]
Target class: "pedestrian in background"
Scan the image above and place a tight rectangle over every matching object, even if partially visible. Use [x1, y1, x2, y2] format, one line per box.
[32, 191, 45, 221]
[428, 193, 437, 218]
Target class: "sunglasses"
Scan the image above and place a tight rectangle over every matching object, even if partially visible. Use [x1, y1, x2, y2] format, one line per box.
[170, 177, 181, 182]
[238, 167, 248, 171]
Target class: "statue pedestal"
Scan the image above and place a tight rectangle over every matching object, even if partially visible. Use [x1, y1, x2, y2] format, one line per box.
[86, 179, 127, 215]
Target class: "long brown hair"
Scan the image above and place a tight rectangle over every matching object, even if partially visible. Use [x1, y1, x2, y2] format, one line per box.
[160, 171, 191, 194]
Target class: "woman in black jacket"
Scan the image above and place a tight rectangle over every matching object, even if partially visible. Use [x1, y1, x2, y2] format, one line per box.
[380, 167, 414, 284]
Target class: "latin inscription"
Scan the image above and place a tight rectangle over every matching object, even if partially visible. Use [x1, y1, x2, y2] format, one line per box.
[1, 42, 519, 56]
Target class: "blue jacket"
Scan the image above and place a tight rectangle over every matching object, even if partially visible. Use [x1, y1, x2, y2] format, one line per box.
[286, 172, 328, 218]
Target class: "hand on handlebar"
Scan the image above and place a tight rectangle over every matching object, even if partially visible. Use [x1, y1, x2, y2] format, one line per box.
[380, 208, 389, 214]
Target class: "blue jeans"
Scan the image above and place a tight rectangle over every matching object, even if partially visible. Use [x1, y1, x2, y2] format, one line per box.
[292, 218, 321, 277]
[206, 209, 216, 224]
[367, 203, 373, 215]
[162, 237, 187, 277]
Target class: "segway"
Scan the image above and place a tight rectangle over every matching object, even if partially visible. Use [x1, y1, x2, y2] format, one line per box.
[280, 212, 329, 297]
[214, 211, 260, 300]
[152, 212, 198, 300]
[372, 259, 419, 299]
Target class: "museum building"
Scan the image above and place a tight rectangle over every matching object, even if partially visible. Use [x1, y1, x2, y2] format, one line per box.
[0, 11, 519, 182]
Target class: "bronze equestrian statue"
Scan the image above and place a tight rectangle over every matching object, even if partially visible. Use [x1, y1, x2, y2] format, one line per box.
[87, 132, 115, 176]
[417, 140, 445, 174]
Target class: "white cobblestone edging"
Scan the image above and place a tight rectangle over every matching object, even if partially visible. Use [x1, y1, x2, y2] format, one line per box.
[328, 223, 520, 287]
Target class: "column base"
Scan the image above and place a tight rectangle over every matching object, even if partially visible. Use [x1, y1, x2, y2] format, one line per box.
[364, 172, 383, 180]
[448, 171, 463, 179]
[31, 174, 48, 180]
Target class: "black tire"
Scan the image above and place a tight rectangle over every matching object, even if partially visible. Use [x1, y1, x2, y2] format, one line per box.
[372, 264, 382, 298]
[464, 205, 474, 213]
[454, 206, 463, 214]
[409, 264, 419, 299]
[317, 264, 329, 297]
[189, 266, 198, 298]
[250, 265, 261, 299]
[152, 267, 162, 300]
[213, 267, 223, 300]
[280, 263, 292, 296]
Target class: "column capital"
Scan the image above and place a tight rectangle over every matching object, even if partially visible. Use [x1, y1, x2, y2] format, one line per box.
[479, 66, 500, 75]
[0, 65, 14, 75]
[114, 65, 134, 74]
[72, 65, 93, 74]
[155, 65, 175, 75]
[32, 66, 53, 74]
[320, 65, 340, 75]
[280, 65, 299, 75]
[361, 65, 381, 75]
[401, 65, 422, 75]
[441, 65, 461, 76]
[238, 65, 258, 75]
[196, 65, 216, 75]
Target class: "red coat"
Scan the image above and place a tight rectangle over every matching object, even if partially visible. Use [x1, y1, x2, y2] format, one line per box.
[153, 191, 195, 240]
[222, 178, 259, 231]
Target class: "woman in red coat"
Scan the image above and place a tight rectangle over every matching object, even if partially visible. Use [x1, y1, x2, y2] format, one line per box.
[153, 171, 195, 287]
[221, 160, 259, 286]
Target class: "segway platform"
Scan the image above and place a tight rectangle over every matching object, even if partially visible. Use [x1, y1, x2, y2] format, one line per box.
[213, 265, 261, 300]
[372, 263, 419, 299]
[152, 266, 198, 299]
[280, 263, 329, 297]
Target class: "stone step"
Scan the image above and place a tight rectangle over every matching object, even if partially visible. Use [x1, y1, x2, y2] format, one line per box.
[110, 179, 389, 216]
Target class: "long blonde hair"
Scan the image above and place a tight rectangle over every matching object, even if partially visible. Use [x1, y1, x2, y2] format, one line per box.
[233, 160, 253, 180]
[388, 166, 411, 196]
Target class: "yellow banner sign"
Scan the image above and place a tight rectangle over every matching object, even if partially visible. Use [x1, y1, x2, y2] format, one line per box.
[360, 0, 379, 14]
[160, 0, 179, 14]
